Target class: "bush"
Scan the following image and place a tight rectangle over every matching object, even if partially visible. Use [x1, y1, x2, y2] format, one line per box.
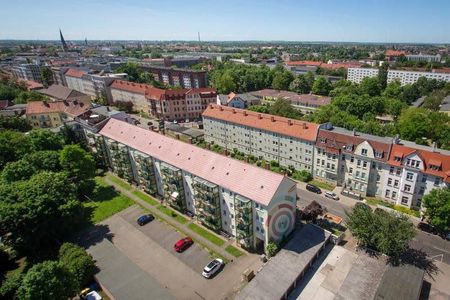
[59, 243, 96, 289]
[0, 271, 23, 298]
[266, 241, 280, 258]
[302, 200, 324, 221]
[292, 170, 313, 182]
[270, 160, 279, 167]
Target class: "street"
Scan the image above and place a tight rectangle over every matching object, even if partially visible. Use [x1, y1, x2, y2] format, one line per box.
[296, 185, 450, 265]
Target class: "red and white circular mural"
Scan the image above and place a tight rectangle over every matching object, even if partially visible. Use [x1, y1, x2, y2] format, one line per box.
[266, 202, 295, 242]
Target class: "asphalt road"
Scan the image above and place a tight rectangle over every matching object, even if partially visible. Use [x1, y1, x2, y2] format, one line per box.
[296, 186, 450, 265]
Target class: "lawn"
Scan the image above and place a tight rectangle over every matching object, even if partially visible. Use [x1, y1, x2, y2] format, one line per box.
[310, 179, 335, 191]
[188, 223, 225, 246]
[106, 173, 132, 191]
[156, 205, 189, 224]
[225, 245, 244, 257]
[83, 177, 134, 223]
[365, 197, 420, 217]
[132, 190, 158, 206]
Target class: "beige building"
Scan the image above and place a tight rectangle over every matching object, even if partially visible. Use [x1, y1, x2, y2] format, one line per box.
[110, 80, 150, 112]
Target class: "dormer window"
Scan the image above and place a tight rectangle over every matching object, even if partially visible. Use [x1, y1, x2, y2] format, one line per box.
[394, 156, 401, 162]
[320, 137, 326, 144]
[375, 151, 383, 158]
[429, 164, 440, 171]
[345, 144, 353, 151]
[361, 149, 368, 156]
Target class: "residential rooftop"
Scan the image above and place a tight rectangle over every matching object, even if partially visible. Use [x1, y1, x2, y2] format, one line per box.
[38, 84, 88, 100]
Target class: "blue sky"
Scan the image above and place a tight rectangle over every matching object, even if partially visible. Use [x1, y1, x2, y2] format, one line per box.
[1, 0, 449, 42]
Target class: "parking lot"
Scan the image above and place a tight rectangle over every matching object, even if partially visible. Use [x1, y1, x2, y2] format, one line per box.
[81, 205, 261, 300]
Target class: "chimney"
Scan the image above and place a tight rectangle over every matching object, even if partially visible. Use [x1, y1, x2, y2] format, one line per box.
[149, 125, 154, 131]
[244, 156, 249, 163]
[224, 149, 228, 156]
[176, 134, 180, 140]
[394, 134, 400, 144]
[220, 106, 224, 111]
[288, 119, 292, 126]
[63, 100, 69, 106]
[258, 113, 262, 119]
[243, 111, 248, 116]
[206, 143, 211, 150]
[73, 100, 78, 105]
[209, 104, 213, 108]
[302, 123, 307, 129]
[352, 128, 356, 136]
[432, 142, 437, 152]
[265, 161, 270, 170]
[271, 116, 275, 122]
[106, 106, 110, 111]
[232, 109, 236, 114]
[43, 100, 49, 107]
[161, 129, 165, 135]
[188, 138, 193, 144]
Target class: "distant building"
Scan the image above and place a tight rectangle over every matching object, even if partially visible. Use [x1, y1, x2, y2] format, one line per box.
[347, 68, 450, 85]
[138, 64, 208, 89]
[38, 84, 92, 102]
[385, 50, 406, 61]
[11, 64, 42, 83]
[217, 92, 260, 109]
[109, 80, 149, 112]
[59, 29, 68, 52]
[406, 53, 441, 63]
[439, 95, 450, 116]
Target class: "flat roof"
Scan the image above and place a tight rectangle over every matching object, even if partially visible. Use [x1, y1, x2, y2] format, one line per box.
[374, 264, 425, 300]
[236, 224, 330, 300]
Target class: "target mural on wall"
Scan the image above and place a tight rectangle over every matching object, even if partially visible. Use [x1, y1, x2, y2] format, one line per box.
[266, 202, 295, 242]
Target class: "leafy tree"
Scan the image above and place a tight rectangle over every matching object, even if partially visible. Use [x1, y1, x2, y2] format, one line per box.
[14, 90, 48, 104]
[59, 243, 96, 289]
[0, 116, 31, 132]
[385, 98, 407, 118]
[378, 62, 389, 90]
[401, 84, 421, 104]
[40, 67, 54, 88]
[346, 203, 378, 249]
[58, 124, 81, 145]
[1, 159, 36, 183]
[60, 145, 96, 180]
[271, 71, 294, 90]
[215, 72, 237, 94]
[359, 77, 380, 96]
[382, 80, 402, 99]
[0, 172, 84, 256]
[397, 108, 431, 144]
[289, 75, 311, 94]
[302, 200, 324, 222]
[422, 188, 450, 232]
[266, 241, 280, 258]
[0, 83, 22, 100]
[269, 98, 302, 119]
[115, 61, 141, 82]
[422, 90, 446, 110]
[114, 100, 134, 113]
[311, 76, 331, 96]
[0, 130, 32, 169]
[17, 261, 78, 300]
[27, 129, 63, 151]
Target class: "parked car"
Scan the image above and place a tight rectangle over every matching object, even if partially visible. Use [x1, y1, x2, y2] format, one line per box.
[174, 237, 193, 252]
[137, 214, 154, 226]
[417, 222, 437, 235]
[306, 184, 321, 194]
[202, 258, 224, 278]
[324, 191, 339, 200]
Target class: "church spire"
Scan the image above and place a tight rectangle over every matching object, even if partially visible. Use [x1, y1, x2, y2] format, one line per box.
[59, 28, 68, 52]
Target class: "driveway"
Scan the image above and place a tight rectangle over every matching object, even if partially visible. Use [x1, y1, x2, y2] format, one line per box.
[81, 205, 262, 300]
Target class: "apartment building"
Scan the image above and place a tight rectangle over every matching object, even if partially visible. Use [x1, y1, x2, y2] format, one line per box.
[26, 99, 91, 128]
[11, 64, 42, 83]
[216, 92, 260, 108]
[406, 54, 441, 63]
[314, 125, 393, 199]
[38, 84, 92, 103]
[347, 67, 450, 85]
[202, 104, 319, 172]
[139, 64, 208, 88]
[109, 80, 150, 112]
[85, 118, 297, 250]
[147, 87, 217, 121]
[380, 141, 450, 208]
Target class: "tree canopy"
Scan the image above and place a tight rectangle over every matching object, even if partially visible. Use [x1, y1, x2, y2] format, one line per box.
[422, 188, 450, 232]
[59, 243, 96, 289]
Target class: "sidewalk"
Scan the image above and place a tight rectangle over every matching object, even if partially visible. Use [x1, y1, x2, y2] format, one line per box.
[103, 174, 245, 261]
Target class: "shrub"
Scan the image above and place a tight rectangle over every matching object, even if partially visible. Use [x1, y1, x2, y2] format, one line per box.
[0, 271, 23, 298]
[266, 241, 280, 258]
[59, 243, 96, 289]
[292, 170, 313, 182]
[302, 200, 324, 221]
[270, 160, 279, 167]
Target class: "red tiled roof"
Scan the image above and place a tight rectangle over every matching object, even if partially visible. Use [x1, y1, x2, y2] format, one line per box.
[286, 60, 322, 67]
[110, 80, 150, 95]
[250, 89, 331, 106]
[316, 129, 392, 162]
[321, 62, 362, 70]
[385, 50, 406, 57]
[65, 68, 86, 78]
[99, 118, 293, 206]
[26, 99, 91, 118]
[202, 104, 319, 142]
[388, 144, 450, 182]
[20, 80, 44, 91]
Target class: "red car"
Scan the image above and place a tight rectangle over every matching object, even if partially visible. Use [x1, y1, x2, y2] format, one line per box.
[174, 237, 193, 252]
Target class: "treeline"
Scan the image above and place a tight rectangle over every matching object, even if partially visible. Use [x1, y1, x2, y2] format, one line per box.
[0, 77, 48, 104]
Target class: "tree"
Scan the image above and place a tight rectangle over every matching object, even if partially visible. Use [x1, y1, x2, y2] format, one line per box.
[269, 98, 302, 119]
[422, 188, 450, 232]
[14, 90, 48, 104]
[271, 71, 294, 91]
[114, 61, 141, 82]
[378, 62, 389, 90]
[27, 129, 64, 151]
[0, 116, 31, 132]
[59, 243, 96, 289]
[397, 108, 431, 144]
[266, 241, 280, 258]
[302, 200, 324, 222]
[0, 172, 84, 256]
[114, 100, 134, 113]
[385, 98, 407, 118]
[1, 159, 35, 183]
[359, 77, 380, 96]
[60, 145, 96, 180]
[40, 67, 54, 88]
[346, 204, 415, 258]
[311, 76, 331, 96]
[289, 75, 311, 94]
[382, 80, 402, 99]
[0, 130, 32, 169]
[17, 261, 78, 300]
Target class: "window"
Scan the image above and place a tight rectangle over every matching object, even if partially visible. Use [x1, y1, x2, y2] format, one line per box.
[389, 166, 395, 174]
[350, 157, 354, 163]
[363, 161, 367, 168]
[361, 172, 366, 179]
[349, 167, 353, 174]
[375, 151, 383, 158]
[396, 168, 401, 176]
[401, 196, 409, 205]
[357, 160, 361, 166]
[434, 177, 441, 186]
[394, 180, 399, 188]
[356, 171, 360, 178]
[421, 175, 427, 183]
[404, 184, 411, 192]
[392, 191, 397, 199]
[388, 178, 392, 186]
[385, 189, 391, 197]
[419, 186, 425, 195]
[361, 149, 368, 156]
[406, 172, 414, 181]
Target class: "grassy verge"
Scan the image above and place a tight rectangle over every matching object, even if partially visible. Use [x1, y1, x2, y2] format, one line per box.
[188, 223, 225, 247]
[365, 197, 420, 217]
[225, 245, 244, 257]
[106, 173, 132, 191]
[310, 179, 335, 191]
[132, 190, 158, 206]
[83, 177, 133, 223]
[156, 205, 189, 224]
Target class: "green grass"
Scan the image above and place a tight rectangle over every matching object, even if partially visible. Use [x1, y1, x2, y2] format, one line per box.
[132, 190, 158, 206]
[365, 197, 420, 217]
[225, 245, 244, 257]
[157, 205, 189, 224]
[188, 223, 225, 246]
[310, 179, 336, 191]
[106, 173, 132, 191]
[83, 178, 133, 223]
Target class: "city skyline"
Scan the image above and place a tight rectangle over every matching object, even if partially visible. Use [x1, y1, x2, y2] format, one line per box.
[1, 0, 450, 43]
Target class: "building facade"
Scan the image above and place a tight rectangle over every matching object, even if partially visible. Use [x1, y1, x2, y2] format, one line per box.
[138, 64, 208, 89]
[11, 64, 42, 83]
[86, 118, 297, 250]
[202, 104, 319, 172]
[109, 80, 150, 112]
[406, 54, 441, 63]
[348, 68, 450, 85]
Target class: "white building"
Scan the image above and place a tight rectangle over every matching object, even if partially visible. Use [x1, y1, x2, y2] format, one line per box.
[11, 64, 42, 83]
[347, 68, 450, 85]
[406, 54, 441, 63]
[86, 118, 298, 250]
[202, 104, 319, 172]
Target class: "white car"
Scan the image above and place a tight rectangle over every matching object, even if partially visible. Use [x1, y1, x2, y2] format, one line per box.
[202, 258, 224, 278]
[324, 191, 339, 201]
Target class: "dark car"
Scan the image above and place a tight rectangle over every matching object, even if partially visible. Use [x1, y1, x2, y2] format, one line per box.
[417, 222, 437, 234]
[137, 214, 154, 226]
[174, 237, 194, 252]
[306, 184, 322, 194]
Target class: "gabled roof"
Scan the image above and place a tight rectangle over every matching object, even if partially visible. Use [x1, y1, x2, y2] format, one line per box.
[388, 143, 450, 182]
[385, 50, 406, 57]
[202, 104, 319, 142]
[65, 68, 86, 78]
[26, 99, 91, 118]
[38, 84, 87, 100]
[316, 127, 392, 161]
[110, 80, 150, 95]
[250, 89, 331, 106]
[99, 118, 291, 206]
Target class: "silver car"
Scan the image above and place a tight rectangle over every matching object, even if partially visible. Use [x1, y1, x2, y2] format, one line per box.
[202, 258, 224, 278]
[324, 191, 339, 201]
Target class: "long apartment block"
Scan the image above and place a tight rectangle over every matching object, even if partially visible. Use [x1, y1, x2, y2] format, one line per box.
[202, 104, 319, 172]
[84, 118, 297, 250]
[347, 67, 450, 85]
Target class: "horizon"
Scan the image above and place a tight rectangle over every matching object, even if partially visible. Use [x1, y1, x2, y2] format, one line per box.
[1, 0, 450, 43]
